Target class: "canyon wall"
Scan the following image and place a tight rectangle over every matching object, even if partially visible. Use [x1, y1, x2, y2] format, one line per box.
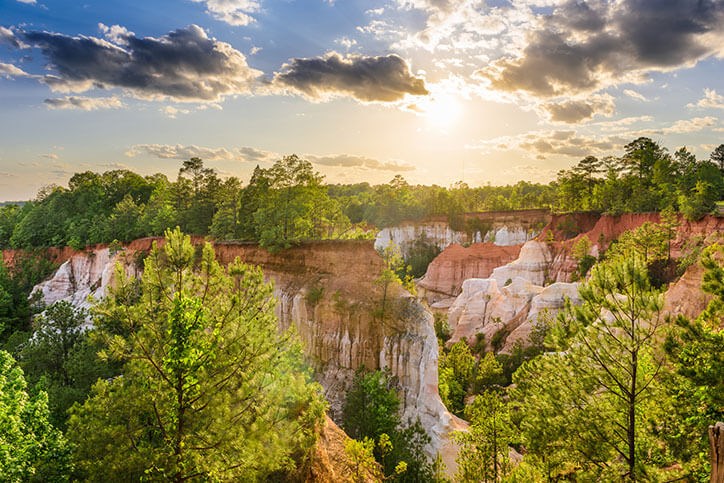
[27, 238, 463, 469]
[432, 213, 724, 352]
[374, 209, 550, 257]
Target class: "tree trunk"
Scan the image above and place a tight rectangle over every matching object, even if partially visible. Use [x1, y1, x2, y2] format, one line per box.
[710, 422, 724, 483]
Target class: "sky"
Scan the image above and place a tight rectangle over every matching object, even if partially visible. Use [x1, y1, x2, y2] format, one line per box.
[0, 0, 723, 200]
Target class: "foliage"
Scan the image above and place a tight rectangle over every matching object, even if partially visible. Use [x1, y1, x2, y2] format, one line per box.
[0, 350, 73, 482]
[513, 255, 673, 481]
[571, 235, 596, 279]
[253, 155, 349, 250]
[663, 243, 724, 480]
[453, 391, 515, 482]
[433, 313, 451, 346]
[341, 368, 433, 481]
[344, 437, 380, 482]
[438, 340, 475, 416]
[404, 234, 441, 278]
[18, 301, 119, 428]
[0, 253, 56, 342]
[0, 138, 721, 253]
[375, 244, 414, 321]
[68, 228, 325, 481]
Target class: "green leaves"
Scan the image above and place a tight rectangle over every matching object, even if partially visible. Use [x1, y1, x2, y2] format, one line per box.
[0, 350, 72, 482]
[68, 228, 325, 481]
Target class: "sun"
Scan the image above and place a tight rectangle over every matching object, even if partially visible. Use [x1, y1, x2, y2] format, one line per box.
[422, 93, 463, 128]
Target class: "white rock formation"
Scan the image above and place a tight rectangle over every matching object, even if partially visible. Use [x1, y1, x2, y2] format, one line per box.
[482, 226, 535, 246]
[375, 222, 540, 256]
[32, 249, 138, 320]
[503, 282, 580, 351]
[374, 222, 465, 255]
[492, 240, 553, 286]
[448, 277, 543, 343]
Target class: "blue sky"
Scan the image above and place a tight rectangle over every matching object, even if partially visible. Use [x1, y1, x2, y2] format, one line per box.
[1, 0, 723, 200]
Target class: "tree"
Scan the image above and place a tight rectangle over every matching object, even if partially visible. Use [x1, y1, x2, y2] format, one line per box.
[68, 228, 325, 481]
[711, 144, 724, 171]
[342, 368, 433, 481]
[253, 155, 349, 249]
[454, 391, 514, 482]
[514, 255, 671, 481]
[438, 340, 476, 416]
[18, 301, 118, 428]
[0, 350, 72, 482]
[375, 244, 414, 321]
[663, 244, 724, 479]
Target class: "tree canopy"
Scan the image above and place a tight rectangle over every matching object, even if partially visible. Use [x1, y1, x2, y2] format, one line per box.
[68, 228, 325, 481]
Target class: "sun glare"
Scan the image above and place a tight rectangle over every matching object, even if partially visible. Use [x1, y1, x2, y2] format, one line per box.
[422, 93, 462, 128]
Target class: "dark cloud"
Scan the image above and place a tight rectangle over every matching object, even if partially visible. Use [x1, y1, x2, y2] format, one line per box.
[307, 154, 415, 171]
[543, 96, 615, 123]
[480, 0, 724, 97]
[16, 24, 260, 101]
[274, 52, 428, 102]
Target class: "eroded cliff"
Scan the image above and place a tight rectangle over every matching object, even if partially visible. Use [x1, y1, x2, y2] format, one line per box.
[27, 238, 463, 470]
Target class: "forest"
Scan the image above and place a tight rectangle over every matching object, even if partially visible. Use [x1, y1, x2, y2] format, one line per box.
[0, 137, 723, 481]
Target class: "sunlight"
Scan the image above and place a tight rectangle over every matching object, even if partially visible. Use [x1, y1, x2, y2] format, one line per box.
[421, 93, 463, 128]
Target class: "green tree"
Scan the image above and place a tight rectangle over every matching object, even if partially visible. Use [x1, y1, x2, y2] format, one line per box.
[343, 369, 401, 443]
[711, 144, 724, 171]
[663, 244, 724, 479]
[438, 340, 475, 416]
[68, 228, 325, 481]
[0, 350, 72, 482]
[254, 155, 349, 249]
[514, 255, 671, 481]
[342, 368, 432, 481]
[18, 301, 118, 428]
[453, 391, 514, 482]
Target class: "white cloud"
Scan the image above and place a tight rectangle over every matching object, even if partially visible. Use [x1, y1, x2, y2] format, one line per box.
[0, 62, 30, 78]
[125, 143, 276, 163]
[44, 96, 123, 110]
[687, 88, 724, 109]
[623, 89, 647, 102]
[190, 0, 260, 26]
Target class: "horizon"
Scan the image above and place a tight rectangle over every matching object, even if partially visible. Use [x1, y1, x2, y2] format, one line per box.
[1, 0, 723, 201]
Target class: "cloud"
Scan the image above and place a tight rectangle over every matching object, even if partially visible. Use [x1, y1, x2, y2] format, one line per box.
[41, 153, 59, 160]
[306, 154, 415, 171]
[44, 96, 123, 110]
[335, 37, 357, 50]
[14, 24, 261, 102]
[661, 116, 718, 134]
[469, 130, 628, 159]
[623, 89, 647, 101]
[160, 106, 191, 118]
[274, 52, 428, 102]
[17, 0, 37, 4]
[478, 0, 724, 98]
[0, 26, 26, 49]
[0, 62, 30, 78]
[541, 95, 615, 123]
[125, 144, 276, 163]
[191, 0, 260, 26]
[688, 88, 724, 109]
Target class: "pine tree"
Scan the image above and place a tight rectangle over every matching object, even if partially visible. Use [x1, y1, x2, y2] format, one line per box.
[514, 254, 670, 481]
[68, 228, 325, 481]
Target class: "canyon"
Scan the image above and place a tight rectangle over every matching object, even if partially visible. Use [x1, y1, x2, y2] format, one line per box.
[8, 210, 722, 476]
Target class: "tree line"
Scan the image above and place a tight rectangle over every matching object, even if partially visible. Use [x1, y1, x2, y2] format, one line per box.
[2, 139, 720, 253]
